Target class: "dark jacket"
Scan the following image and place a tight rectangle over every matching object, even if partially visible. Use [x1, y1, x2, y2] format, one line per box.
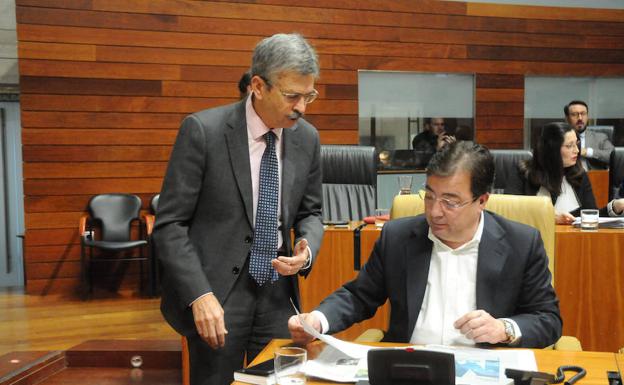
[506, 166, 607, 217]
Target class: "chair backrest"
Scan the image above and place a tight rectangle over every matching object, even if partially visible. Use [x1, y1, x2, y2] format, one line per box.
[490, 149, 532, 191]
[88, 194, 143, 242]
[321, 145, 377, 222]
[390, 193, 556, 281]
[150, 194, 160, 214]
[587, 125, 614, 144]
[609, 147, 624, 199]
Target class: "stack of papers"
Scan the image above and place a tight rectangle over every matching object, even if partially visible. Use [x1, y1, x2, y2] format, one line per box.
[572, 217, 624, 228]
[295, 310, 537, 385]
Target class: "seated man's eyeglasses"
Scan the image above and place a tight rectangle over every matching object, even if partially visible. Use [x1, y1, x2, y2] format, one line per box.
[260, 76, 319, 104]
[568, 111, 587, 118]
[418, 188, 478, 210]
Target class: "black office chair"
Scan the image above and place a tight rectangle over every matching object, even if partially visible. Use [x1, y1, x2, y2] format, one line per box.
[79, 193, 150, 298]
[609, 147, 624, 199]
[321, 145, 377, 222]
[490, 149, 533, 193]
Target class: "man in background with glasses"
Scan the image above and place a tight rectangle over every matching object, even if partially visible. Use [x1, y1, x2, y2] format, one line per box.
[289, 141, 561, 348]
[154, 33, 324, 385]
[564, 99, 613, 170]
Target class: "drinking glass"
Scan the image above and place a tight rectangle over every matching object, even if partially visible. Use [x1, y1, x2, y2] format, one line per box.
[274, 347, 307, 385]
[580, 209, 599, 231]
[398, 175, 413, 195]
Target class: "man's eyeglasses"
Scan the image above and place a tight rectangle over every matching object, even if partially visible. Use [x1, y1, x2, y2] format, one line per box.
[261, 76, 319, 105]
[568, 111, 587, 118]
[418, 189, 478, 210]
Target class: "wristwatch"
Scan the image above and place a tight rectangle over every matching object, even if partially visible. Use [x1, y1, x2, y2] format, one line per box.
[502, 319, 518, 345]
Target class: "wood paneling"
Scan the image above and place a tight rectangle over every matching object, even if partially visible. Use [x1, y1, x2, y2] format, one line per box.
[16, 0, 624, 294]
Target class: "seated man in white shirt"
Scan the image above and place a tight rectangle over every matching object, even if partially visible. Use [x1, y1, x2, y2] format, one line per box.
[289, 141, 562, 348]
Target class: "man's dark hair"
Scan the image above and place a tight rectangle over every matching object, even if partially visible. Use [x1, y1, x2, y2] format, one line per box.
[426, 141, 494, 198]
[238, 70, 251, 98]
[564, 100, 588, 116]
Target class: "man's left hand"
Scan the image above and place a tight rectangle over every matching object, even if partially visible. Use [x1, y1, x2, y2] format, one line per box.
[454, 309, 507, 344]
[272, 239, 309, 276]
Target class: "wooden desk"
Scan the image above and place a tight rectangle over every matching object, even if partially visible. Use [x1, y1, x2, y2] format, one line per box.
[555, 225, 624, 353]
[298, 224, 389, 341]
[234, 339, 620, 385]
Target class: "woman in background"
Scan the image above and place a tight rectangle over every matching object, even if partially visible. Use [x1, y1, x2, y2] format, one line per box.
[507, 122, 624, 224]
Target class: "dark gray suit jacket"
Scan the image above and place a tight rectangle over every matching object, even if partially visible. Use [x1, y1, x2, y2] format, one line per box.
[583, 130, 614, 169]
[317, 212, 562, 348]
[154, 99, 324, 336]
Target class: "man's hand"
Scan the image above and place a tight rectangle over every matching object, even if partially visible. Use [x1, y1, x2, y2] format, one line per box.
[454, 310, 507, 344]
[581, 148, 587, 157]
[288, 313, 320, 345]
[436, 134, 456, 150]
[272, 239, 309, 276]
[555, 211, 575, 225]
[191, 293, 228, 349]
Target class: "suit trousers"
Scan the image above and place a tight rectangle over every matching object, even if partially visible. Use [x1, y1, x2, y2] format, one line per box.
[187, 261, 294, 385]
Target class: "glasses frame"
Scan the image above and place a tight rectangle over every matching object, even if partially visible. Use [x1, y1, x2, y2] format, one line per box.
[260, 76, 319, 105]
[418, 188, 479, 210]
[568, 111, 587, 118]
[561, 141, 580, 150]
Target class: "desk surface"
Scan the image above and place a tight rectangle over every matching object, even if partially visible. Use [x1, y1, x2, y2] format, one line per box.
[233, 339, 619, 385]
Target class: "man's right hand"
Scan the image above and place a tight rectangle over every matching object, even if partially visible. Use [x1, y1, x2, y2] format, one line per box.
[288, 313, 320, 345]
[191, 293, 227, 349]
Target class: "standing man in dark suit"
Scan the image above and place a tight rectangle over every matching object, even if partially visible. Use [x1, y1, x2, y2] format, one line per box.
[289, 141, 562, 348]
[154, 33, 324, 385]
[565, 99, 614, 170]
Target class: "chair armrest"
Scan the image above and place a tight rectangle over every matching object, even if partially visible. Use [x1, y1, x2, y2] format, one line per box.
[79, 215, 88, 236]
[553, 336, 583, 351]
[143, 214, 155, 236]
[354, 328, 385, 343]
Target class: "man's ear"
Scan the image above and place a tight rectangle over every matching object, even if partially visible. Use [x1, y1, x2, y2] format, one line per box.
[250, 75, 266, 100]
[479, 192, 490, 207]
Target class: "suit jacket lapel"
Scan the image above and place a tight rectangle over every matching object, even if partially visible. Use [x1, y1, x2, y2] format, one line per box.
[224, 102, 254, 228]
[476, 212, 508, 310]
[405, 221, 433, 339]
[281, 123, 301, 228]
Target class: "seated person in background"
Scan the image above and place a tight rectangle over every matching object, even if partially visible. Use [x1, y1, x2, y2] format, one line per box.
[564, 100, 613, 170]
[289, 141, 562, 349]
[412, 117, 455, 153]
[237, 70, 252, 99]
[507, 122, 624, 224]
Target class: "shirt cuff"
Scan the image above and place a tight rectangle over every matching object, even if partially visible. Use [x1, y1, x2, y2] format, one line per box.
[608, 200, 624, 216]
[500, 318, 522, 346]
[586, 147, 594, 158]
[311, 310, 329, 334]
[302, 245, 313, 269]
[189, 292, 213, 307]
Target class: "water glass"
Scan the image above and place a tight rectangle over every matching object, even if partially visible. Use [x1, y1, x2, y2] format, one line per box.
[398, 175, 413, 195]
[580, 209, 599, 231]
[274, 347, 307, 385]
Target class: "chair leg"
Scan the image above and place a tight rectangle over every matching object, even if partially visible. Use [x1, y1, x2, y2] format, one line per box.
[80, 243, 87, 300]
[88, 246, 94, 296]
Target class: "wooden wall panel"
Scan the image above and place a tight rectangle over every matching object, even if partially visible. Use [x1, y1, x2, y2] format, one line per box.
[16, 0, 624, 295]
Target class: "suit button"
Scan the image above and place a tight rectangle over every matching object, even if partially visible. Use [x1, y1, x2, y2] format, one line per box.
[232, 266, 240, 275]
[245, 235, 253, 243]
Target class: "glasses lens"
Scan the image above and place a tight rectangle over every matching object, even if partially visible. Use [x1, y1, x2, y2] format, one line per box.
[304, 91, 318, 104]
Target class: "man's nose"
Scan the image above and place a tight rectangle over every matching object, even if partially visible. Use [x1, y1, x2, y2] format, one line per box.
[294, 97, 306, 114]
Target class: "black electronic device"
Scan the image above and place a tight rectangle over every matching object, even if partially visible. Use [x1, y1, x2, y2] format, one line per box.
[367, 348, 455, 385]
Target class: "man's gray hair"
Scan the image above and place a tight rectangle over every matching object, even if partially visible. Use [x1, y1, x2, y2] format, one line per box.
[251, 33, 319, 84]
